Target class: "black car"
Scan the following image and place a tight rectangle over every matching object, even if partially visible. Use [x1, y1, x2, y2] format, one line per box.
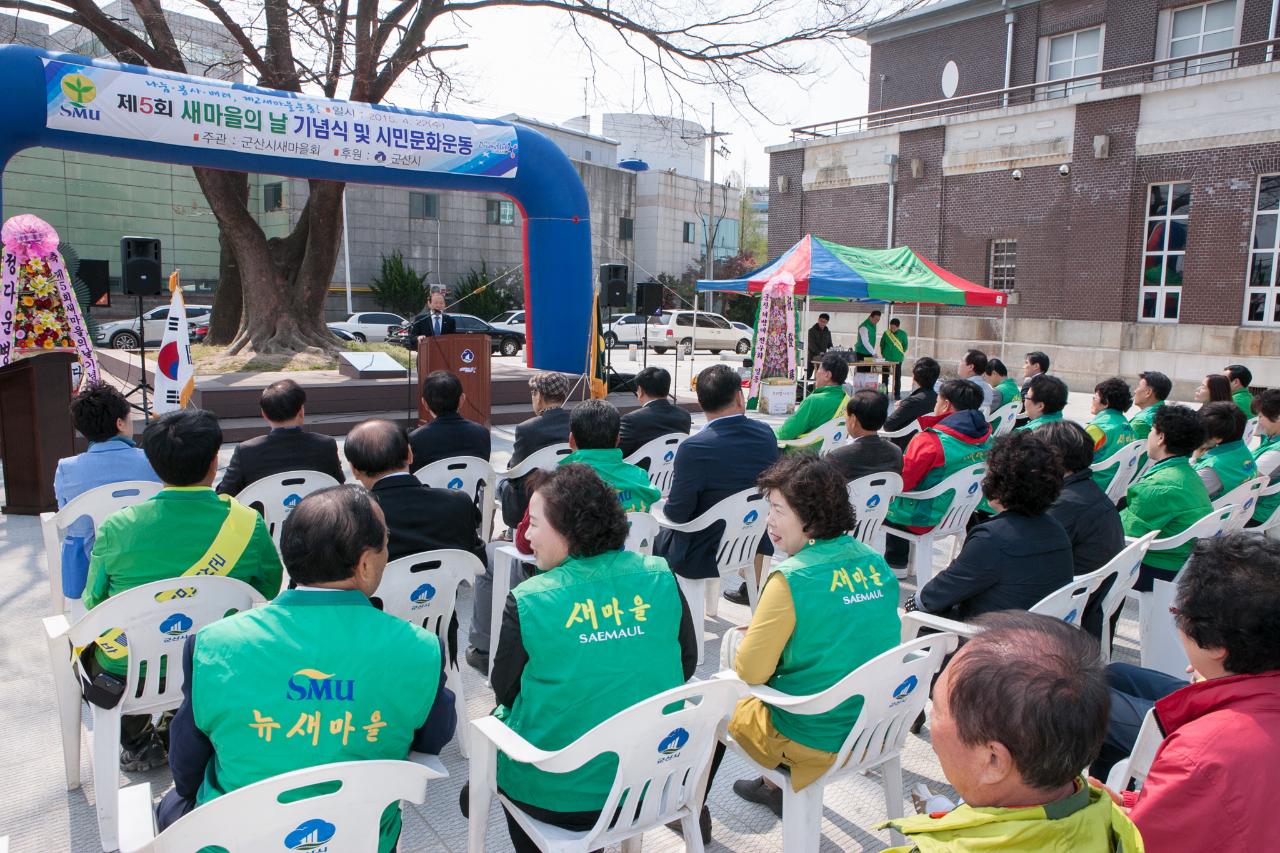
[388, 312, 524, 356]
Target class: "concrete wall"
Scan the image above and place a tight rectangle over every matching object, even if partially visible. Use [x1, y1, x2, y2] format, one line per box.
[634, 170, 741, 281]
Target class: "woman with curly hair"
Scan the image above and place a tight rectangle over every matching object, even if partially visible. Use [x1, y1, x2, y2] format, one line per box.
[484, 463, 698, 852]
[721, 453, 901, 817]
[906, 430, 1073, 622]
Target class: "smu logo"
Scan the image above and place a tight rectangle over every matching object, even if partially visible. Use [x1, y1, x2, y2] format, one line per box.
[460, 348, 475, 364]
[58, 104, 101, 121]
[743, 510, 759, 526]
[410, 583, 437, 606]
[889, 675, 918, 707]
[160, 613, 193, 637]
[286, 669, 355, 702]
[61, 73, 97, 103]
[284, 818, 335, 851]
[657, 727, 689, 763]
[447, 477, 465, 490]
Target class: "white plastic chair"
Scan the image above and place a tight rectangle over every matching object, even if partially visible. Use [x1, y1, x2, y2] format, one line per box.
[41, 480, 163, 615]
[489, 544, 534, 676]
[986, 401, 1021, 439]
[1249, 479, 1280, 536]
[724, 633, 958, 852]
[1096, 532, 1159, 662]
[847, 472, 903, 552]
[884, 464, 987, 586]
[373, 549, 485, 757]
[624, 433, 688, 498]
[43, 576, 265, 852]
[235, 470, 340, 546]
[652, 487, 770, 663]
[496, 443, 572, 481]
[1093, 440, 1148, 506]
[625, 511, 659, 556]
[468, 678, 747, 853]
[1104, 708, 1163, 795]
[777, 416, 847, 456]
[1243, 417, 1259, 447]
[880, 419, 920, 441]
[117, 757, 446, 853]
[416, 455, 497, 541]
[1213, 475, 1269, 533]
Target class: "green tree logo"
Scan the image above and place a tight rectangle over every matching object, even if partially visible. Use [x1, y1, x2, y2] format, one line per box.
[61, 74, 96, 104]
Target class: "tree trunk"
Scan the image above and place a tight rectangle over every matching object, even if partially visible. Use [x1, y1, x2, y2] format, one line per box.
[205, 171, 247, 346]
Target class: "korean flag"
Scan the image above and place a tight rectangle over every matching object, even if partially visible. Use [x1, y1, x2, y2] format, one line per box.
[153, 270, 195, 414]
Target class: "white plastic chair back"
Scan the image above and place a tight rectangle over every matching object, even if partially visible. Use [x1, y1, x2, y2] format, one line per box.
[469, 678, 747, 853]
[778, 417, 847, 456]
[1104, 709, 1163, 795]
[987, 401, 1021, 438]
[1094, 440, 1148, 505]
[41, 480, 163, 615]
[1028, 570, 1108, 627]
[847, 472, 903, 551]
[236, 470, 340, 545]
[885, 464, 987, 587]
[1097, 532, 1159, 661]
[880, 419, 920, 440]
[624, 432, 688, 498]
[1243, 417, 1259, 447]
[1213, 475, 1269, 533]
[625, 511, 659, 556]
[1147, 504, 1235, 555]
[416, 455, 497, 540]
[498, 443, 571, 480]
[1251, 479, 1280, 536]
[122, 759, 442, 853]
[1141, 577, 1193, 679]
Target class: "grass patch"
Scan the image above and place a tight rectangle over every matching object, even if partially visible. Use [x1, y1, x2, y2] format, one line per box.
[185, 341, 413, 374]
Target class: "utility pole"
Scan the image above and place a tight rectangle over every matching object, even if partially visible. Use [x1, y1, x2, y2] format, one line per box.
[683, 105, 731, 284]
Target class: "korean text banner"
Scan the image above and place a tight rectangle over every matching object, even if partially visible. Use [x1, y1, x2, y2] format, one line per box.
[43, 59, 519, 178]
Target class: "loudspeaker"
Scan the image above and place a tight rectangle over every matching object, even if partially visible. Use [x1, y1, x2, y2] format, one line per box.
[600, 263, 628, 307]
[120, 237, 163, 296]
[637, 279, 663, 314]
[79, 259, 110, 307]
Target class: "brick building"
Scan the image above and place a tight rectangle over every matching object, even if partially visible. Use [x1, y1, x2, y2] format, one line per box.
[768, 0, 1280, 395]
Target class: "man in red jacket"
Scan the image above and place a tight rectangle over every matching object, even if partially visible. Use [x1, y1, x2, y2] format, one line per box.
[1094, 533, 1280, 850]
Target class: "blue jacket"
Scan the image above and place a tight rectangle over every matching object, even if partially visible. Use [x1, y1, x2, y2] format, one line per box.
[53, 437, 159, 598]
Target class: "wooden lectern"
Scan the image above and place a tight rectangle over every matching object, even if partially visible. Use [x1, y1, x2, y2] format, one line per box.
[0, 351, 76, 514]
[417, 334, 492, 427]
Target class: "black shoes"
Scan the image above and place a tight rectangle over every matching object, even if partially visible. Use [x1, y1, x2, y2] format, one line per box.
[723, 582, 750, 606]
[119, 733, 168, 773]
[665, 804, 712, 844]
[465, 646, 489, 676]
[733, 776, 784, 818]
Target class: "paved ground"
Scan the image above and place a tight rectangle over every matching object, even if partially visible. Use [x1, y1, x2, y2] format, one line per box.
[0, 389, 1140, 852]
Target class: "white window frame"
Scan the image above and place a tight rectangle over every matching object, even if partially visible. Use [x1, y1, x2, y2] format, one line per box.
[1139, 182, 1192, 324]
[1244, 174, 1280, 327]
[988, 239, 1017, 291]
[1036, 26, 1105, 100]
[1155, 0, 1243, 79]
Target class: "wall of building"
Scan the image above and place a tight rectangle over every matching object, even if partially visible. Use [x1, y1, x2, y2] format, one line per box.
[633, 169, 740, 282]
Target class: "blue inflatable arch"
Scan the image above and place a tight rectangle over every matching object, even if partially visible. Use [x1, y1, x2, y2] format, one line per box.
[0, 45, 592, 373]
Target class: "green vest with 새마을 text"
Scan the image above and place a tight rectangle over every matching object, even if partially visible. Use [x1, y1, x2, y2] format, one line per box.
[191, 589, 441, 853]
[1192, 439, 1256, 500]
[886, 429, 990, 528]
[1087, 408, 1136, 491]
[1252, 433, 1280, 524]
[497, 550, 685, 813]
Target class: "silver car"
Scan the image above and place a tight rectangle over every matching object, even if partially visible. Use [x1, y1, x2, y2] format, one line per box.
[95, 304, 213, 349]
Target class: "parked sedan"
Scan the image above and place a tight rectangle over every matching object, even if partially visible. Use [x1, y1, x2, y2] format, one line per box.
[489, 309, 527, 336]
[603, 312, 664, 348]
[387, 313, 524, 356]
[326, 311, 406, 343]
[95, 304, 213, 349]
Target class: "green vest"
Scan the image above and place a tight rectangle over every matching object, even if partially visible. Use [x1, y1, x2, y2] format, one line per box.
[559, 448, 661, 511]
[1193, 439, 1256, 500]
[995, 378, 1020, 408]
[192, 589, 441, 853]
[1088, 408, 1136, 491]
[1129, 401, 1162, 441]
[766, 537, 901, 752]
[1233, 387, 1254, 418]
[1252, 433, 1280, 523]
[886, 428, 990, 528]
[1015, 411, 1063, 433]
[1120, 456, 1213, 572]
[777, 384, 847, 445]
[879, 329, 908, 363]
[497, 550, 685, 812]
[855, 318, 877, 356]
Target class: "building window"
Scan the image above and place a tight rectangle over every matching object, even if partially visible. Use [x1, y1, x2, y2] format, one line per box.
[1159, 0, 1237, 79]
[988, 240, 1017, 290]
[486, 199, 515, 225]
[1038, 27, 1103, 98]
[583, 149, 593, 162]
[619, 217, 634, 240]
[263, 182, 284, 212]
[682, 221, 696, 243]
[409, 192, 438, 219]
[1140, 182, 1191, 322]
[1245, 175, 1280, 325]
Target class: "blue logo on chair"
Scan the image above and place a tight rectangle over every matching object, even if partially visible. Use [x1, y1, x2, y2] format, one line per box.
[410, 583, 437, 605]
[284, 818, 336, 850]
[663, 450, 675, 462]
[658, 727, 690, 755]
[743, 509, 759, 525]
[160, 613, 193, 636]
[866, 495, 881, 509]
[832, 431, 843, 442]
[461, 348, 475, 364]
[283, 493, 302, 509]
[967, 482, 980, 495]
[1064, 608, 1078, 625]
[1245, 498, 1255, 511]
[1129, 457, 1138, 467]
[890, 675, 918, 706]
[447, 477, 465, 490]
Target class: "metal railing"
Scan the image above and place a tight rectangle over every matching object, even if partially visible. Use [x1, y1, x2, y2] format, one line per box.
[792, 37, 1280, 140]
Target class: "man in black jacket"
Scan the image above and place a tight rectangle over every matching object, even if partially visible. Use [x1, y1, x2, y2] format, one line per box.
[402, 289, 457, 350]
[883, 357, 940, 451]
[618, 366, 691, 459]
[409, 370, 491, 473]
[828, 389, 904, 483]
[216, 379, 345, 496]
[497, 372, 572, 529]
[805, 313, 833, 379]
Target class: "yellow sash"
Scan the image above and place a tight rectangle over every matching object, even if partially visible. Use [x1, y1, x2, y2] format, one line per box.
[884, 330, 907, 358]
[93, 496, 258, 660]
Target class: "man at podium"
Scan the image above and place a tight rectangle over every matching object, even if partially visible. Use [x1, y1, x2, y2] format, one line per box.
[403, 289, 456, 350]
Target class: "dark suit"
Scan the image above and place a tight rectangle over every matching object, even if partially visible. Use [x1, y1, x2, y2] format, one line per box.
[216, 427, 345, 497]
[827, 435, 904, 483]
[883, 385, 938, 451]
[409, 412, 492, 473]
[1047, 470, 1126, 640]
[806, 323, 833, 379]
[369, 473, 486, 564]
[403, 310, 457, 350]
[618, 399, 692, 459]
[655, 414, 779, 580]
[499, 406, 572, 528]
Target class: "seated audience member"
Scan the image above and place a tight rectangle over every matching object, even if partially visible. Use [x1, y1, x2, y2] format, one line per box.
[1224, 363, 1254, 417]
[54, 382, 159, 600]
[884, 379, 991, 570]
[776, 352, 849, 448]
[827, 389, 903, 483]
[1193, 372, 1232, 406]
[408, 370, 491, 473]
[1121, 404, 1212, 592]
[1129, 370, 1171, 441]
[1192, 401, 1255, 500]
[1021, 350, 1050, 397]
[497, 372, 571, 529]
[1040, 421, 1126, 641]
[85, 409, 282, 771]
[158, 486, 456, 852]
[655, 364, 779, 605]
[477, 464, 697, 852]
[882, 612, 1142, 852]
[1086, 377, 1137, 491]
[720, 454, 900, 817]
[883, 356, 941, 451]
[1093, 534, 1280, 852]
[955, 348, 993, 412]
[617, 366, 691, 458]
[216, 379, 344, 496]
[1248, 388, 1280, 527]
[1017, 374, 1068, 432]
[905, 431, 1072, 622]
[983, 358, 1019, 412]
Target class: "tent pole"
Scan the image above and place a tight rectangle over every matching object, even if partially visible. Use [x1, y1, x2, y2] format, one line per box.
[914, 302, 921, 343]
[1001, 305, 1008, 360]
[692, 290, 699, 391]
[801, 295, 811, 401]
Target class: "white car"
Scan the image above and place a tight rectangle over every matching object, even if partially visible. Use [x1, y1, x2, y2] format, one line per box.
[489, 309, 527, 335]
[731, 321, 754, 335]
[95, 303, 213, 349]
[326, 312, 406, 343]
[650, 310, 753, 355]
[603, 312, 664, 348]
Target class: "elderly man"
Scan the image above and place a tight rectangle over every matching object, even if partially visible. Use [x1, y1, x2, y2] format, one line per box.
[955, 348, 993, 413]
[497, 371, 572, 530]
[216, 379, 344, 496]
[883, 612, 1143, 851]
[157, 486, 456, 853]
[403, 288, 456, 350]
[827, 389, 903, 483]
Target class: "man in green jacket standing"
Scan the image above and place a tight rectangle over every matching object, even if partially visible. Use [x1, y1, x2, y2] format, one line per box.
[1129, 371, 1170, 441]
[84, 408, 283, 772]
[879, 318, 909, 399]
[1086, 378, 1136, 492]
[1121, 404, 1213, 593]
[1224, 364, 1254, 418]
[776, 353, 849, 450]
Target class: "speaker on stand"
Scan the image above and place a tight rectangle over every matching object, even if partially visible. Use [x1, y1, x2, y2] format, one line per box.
[599, 264, 630, 389]
[636, 279, 664, 369]
[120, 237, 163, 420]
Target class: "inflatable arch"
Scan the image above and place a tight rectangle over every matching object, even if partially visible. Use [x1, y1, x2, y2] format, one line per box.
[0, 45, 592, 373]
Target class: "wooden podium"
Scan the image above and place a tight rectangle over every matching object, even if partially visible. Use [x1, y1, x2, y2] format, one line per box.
[0, 352, 77, 514]
[417, 334, 492, 427]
